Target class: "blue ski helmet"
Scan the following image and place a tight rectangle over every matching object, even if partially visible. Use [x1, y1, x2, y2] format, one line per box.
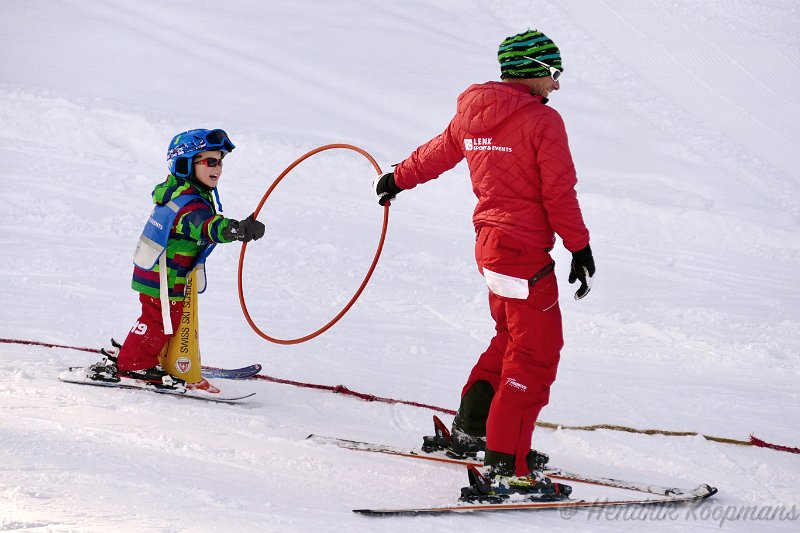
[166, 128, 235, 179]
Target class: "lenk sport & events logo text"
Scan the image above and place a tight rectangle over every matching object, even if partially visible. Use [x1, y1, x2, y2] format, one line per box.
[464, 137, 512, 152]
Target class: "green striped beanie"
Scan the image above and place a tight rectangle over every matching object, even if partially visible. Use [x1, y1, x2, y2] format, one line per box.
[498, 29, 562, 79]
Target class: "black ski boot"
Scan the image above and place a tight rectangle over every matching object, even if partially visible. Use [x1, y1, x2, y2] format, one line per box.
[421, 415, 550, 468]
[117, 365, 186, 390]
[422, 381, 497, 459]
[459, 454, 571, 504]
[87, 344, 120, 383]
[422, 381, 494, 459]
[421, 415, 484, 459]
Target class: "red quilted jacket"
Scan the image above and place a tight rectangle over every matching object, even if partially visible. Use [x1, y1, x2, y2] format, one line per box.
[394, 81, 589, 253]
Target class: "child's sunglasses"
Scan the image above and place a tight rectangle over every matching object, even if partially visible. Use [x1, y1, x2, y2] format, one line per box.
[194, 157, 223, 168]
[523, 56, 562, 81]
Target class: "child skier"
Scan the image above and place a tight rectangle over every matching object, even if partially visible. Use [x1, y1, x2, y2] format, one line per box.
[89, 128, 265, 389]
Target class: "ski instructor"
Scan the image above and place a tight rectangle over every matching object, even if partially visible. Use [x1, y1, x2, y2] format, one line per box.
[374, 29, 595, 497]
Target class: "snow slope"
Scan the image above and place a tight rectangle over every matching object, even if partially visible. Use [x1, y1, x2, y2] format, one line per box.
[1, 0, 798, 530]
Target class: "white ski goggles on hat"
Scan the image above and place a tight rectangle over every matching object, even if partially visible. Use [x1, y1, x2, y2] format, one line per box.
[523, 56, 563, 81]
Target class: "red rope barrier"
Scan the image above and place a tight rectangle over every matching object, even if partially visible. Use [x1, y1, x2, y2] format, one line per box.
[750, 434, 800, 454]
[247, 372, 456, 415]
[0, 337, 100, 353]
[6, 336, 799, 454]
[237, 143, 388, 345]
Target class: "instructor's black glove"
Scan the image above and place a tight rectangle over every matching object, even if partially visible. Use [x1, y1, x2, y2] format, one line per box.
[373, 172, 403, 206]
[568, 244, 595, 300]
[223, 213, 266, 242]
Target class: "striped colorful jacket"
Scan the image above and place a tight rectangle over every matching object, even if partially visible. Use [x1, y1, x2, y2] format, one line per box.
[131, 175, 236, 301]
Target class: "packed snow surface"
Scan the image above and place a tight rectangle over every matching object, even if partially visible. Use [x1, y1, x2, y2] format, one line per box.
[1, 0, 798, 531]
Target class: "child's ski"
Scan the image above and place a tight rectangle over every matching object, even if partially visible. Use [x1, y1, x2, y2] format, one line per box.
[59, 367, 255, 403]
[102, 338, 261, 380]
[67, 364, 262, 382]
[201, 364, 262, 379]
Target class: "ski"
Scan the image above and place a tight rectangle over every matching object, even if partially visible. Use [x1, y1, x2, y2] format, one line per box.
[308, 434, 481, 466]
[201, 364, 262, 379]
[353, 483, 718, 516]
[101, 338, 262, 380]
[68, 363, 262, 380]
[307, 434, 709, 498]
[59, 367, 255, 403]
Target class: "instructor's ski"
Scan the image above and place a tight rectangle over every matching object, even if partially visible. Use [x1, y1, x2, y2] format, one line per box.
[353, 482, 718, 516]
[307, 434, 709, 498]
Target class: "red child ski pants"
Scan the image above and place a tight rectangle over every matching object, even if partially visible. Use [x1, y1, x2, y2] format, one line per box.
[116, 293, 182, 371]
[466, 226, 564, 475]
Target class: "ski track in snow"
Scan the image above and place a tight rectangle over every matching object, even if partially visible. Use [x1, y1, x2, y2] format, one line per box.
[1, 0, 799, 531]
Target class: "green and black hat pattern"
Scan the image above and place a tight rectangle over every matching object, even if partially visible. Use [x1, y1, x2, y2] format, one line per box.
[498, 29, 562, 79]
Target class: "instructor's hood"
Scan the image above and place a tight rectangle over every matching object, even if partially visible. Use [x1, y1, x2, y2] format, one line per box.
[456, 81, 546, 135]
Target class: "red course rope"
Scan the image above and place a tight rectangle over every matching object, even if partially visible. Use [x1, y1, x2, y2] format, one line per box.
[4, 336, 799, 454]
[237, 144, 387, 345]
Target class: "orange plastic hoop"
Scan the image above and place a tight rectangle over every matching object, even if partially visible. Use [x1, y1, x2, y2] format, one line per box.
[237, 144, 388, 345]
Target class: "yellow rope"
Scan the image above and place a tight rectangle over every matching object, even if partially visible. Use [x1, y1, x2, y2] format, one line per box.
[535, 421, 753, 446]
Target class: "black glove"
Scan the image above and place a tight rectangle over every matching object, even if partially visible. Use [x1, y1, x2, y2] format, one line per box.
[224, 213, 265, 242]
[568, 244, 595, 300]
[373, 172, 403, 206]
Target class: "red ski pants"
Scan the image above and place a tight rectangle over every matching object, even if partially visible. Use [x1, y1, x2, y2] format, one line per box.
[116, 293, 182, 371]
[466, 227, 564, 475]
